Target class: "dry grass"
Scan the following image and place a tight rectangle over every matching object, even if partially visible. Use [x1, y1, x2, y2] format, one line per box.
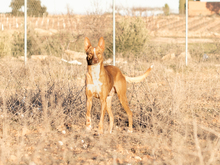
[0, 12, 220, 165]
[0, 56, 220, 165]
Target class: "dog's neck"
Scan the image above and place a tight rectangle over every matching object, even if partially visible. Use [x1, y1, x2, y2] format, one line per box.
[87, 49, 105, 78]
[88, 61, 103, 73]
[88, 62, 101, 79]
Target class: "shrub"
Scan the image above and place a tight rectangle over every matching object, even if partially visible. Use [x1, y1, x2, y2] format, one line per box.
[0, 33, 12, 58]
[11, 27, 73, 58]
[43, 31, 72, 56]
[11, 28, 43, 57]
[104, 17, 150, 58]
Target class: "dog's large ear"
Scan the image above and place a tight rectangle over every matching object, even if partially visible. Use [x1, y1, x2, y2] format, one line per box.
[84, 37, 91, 52]
[98, 37, 105, 50]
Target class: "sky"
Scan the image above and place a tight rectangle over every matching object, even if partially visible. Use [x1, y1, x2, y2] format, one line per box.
[1, 0, 220, 15]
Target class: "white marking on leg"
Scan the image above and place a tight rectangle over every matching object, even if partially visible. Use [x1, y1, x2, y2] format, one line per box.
[86, 124, 92, 130]
[86, 116, 92, 130]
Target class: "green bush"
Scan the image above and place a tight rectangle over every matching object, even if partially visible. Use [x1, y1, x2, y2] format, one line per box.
[43, 31, 72, 56]
[0, 33, 11, 58]
[104, 17, 150, 58]
[11, 28, 44, 57]
[11, 28, 72, 58]
[11, 31, 24, 57]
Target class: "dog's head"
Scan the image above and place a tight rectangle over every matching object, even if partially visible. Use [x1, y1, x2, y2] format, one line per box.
[84, 37, 105, 65]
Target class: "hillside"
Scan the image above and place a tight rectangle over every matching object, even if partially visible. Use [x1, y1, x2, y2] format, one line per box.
[1, 14, 220, 39]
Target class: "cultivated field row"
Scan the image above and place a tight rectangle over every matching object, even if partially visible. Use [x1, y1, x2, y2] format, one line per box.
[1, 14, 220, 38]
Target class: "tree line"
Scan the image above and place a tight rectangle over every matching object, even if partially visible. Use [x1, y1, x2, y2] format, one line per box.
[10, 0, 195, 16]
[10, 0, 47, 16]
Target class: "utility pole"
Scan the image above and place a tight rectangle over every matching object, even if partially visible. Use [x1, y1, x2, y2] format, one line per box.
[24, 0, 27, 65]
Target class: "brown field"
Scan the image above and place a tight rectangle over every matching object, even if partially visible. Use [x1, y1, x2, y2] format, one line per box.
[0, 14, 220, 164]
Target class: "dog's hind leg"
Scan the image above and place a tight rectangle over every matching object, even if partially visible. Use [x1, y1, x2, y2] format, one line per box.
[98, 99, 107, 134]
[106, 88, 115, 133]
[117, 92, 133, 133]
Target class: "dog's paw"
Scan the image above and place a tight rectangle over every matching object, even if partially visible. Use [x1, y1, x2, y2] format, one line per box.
[127, 129, 133, 133]
[86, 125, 92, 131]
[98, 130, 104, 135]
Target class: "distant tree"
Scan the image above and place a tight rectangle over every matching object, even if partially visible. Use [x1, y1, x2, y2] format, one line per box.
[179, 0, 196, 14]
[10, 0, 23, 16]
[27, 0, 47, 16]
[10, 0, 47, 16]
[163, 3, 170, 15]
[179, 0, 184, 14]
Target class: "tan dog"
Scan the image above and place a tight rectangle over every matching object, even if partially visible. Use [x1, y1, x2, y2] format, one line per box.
[84, 37, 153, 134]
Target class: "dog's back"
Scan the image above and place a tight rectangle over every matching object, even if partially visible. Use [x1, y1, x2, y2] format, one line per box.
[104, 65, 127, 94]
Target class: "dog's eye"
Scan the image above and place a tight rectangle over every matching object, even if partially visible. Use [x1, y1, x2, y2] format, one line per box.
[88, 53, 93, 59]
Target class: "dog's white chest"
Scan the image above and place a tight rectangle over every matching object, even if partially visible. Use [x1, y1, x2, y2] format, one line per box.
[87, 63, 102, 97]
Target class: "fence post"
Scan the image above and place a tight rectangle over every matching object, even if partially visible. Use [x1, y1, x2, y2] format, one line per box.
[185, 0, 188, 66]
[24, 0, 27, 65]
[113, 0, 115, 66]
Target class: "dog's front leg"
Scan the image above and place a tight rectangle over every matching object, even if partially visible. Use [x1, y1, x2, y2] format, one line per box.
[98, 98, 107, 134]
[86, 95, 93, 130]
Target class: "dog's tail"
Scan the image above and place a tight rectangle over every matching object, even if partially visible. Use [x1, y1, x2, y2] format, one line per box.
[124, 65, 153, 83]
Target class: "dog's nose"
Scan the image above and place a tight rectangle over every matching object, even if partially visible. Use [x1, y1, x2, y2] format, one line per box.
[93, 57, 99, 64]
